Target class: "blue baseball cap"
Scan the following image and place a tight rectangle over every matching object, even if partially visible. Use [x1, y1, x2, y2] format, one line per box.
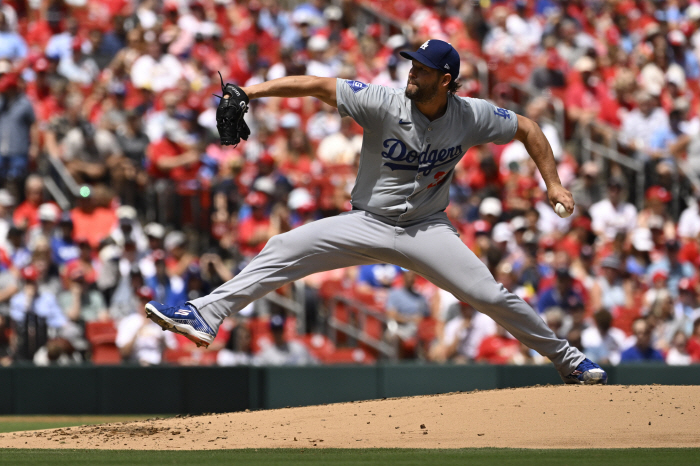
[400, 39, 460, 83]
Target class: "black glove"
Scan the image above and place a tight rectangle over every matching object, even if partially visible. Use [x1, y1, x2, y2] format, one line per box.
[215, 71, 250, 146]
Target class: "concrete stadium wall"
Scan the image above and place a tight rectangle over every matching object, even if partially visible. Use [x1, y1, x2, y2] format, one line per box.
[0, 364, 698, 415]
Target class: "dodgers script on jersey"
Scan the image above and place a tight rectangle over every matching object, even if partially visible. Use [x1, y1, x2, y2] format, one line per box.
[336, 79, 518, 223]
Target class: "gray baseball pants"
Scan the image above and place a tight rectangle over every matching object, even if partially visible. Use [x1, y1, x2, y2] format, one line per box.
[190, 209, 585, 377]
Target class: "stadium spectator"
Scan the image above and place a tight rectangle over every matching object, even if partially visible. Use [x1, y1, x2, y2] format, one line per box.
[130, 34, 184, 93]
[619, 90, 671, 159]
[589, 178, 638, 242]
[12, 175, 45, 229]
[384, 270, 430, 356]
[0, 12, 26, 61]
[58, 267, 109, 324]
[620, 318, 665, 363]
[254, 314, 316, 366]
[666, 330, 692, 365]
[648, 239, 695, 298]
[430, 302, 496, 363]
[146, 249, 186, 307]
[589, 256, 629, 314]
[217, 320, 254, 366]
[475, 324, 519, 364]
[537, 267, 584, 315]
[9, 266, 65, 360]
[116, 286, 177, 365]
[582, 309, 628, 366]
[0, 60, 38, 193]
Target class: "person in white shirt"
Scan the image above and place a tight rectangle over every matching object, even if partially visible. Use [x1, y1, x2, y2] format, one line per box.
[371, 55, 405, 89]
[589, 178, 638, 242]
[316, 117, 362, 165]
[0, 189, 14, 249]
[432, 302, 496, 362]
[253, 314, 317, 366]
[677, 198, 700, 240]
[581, 309, 627, 366]
[619, 90, 671, 159]
[130, 38, 184, 93]
[305, 35, 335, 78]
[666, 330, 692, 365]
[116, 287, 177, 365]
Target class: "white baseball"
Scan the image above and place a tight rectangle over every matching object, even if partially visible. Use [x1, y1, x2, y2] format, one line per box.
[555, 203, 571, 218]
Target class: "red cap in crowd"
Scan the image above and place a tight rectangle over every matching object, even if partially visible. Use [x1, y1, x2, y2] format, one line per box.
[69, 267, 86, 281]
[0, 72, 19, 93]
[245, 191, 268, 207]
[646, 186, 672, 203]
[152, 249, 166, 262]
[34, 57, 49, 72]
[136, 286, 155, 300]
[571, 216, 592, 231]
[258, 153, 275, 166]
[678, 277, 697, 293]
[21, 266, 39, 282]
[473, 219, 491, 235]
[652, 269, 669, 283]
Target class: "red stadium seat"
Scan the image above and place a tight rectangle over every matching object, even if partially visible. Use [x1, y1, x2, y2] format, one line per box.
[163, 348, 193, 365]
[91, 343, 122, 365]
[300, 333, 336, 361]
[323, 347, 376, 364]
[85, 321, 118, 345]
[86, 321, 122, 364]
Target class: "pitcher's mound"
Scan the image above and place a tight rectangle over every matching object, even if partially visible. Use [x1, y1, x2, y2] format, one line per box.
[2, 385, 699, 450]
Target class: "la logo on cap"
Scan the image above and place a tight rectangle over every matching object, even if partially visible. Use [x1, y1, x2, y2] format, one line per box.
[420, 40, 430, 50]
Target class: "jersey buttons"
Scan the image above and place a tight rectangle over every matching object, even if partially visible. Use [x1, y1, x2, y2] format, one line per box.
[428, 127, 433, 131]
[426, 138, 431, 142]
[416, 174, 422, 180]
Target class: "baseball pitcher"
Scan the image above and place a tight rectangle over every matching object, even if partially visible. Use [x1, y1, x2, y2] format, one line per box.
[146, 39, 607, 384]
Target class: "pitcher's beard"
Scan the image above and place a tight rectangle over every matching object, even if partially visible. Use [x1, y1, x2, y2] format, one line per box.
[405, 81, 440, 103]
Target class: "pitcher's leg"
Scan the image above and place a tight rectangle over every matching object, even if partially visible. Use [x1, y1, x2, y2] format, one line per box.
[191, 211, 398, 330]
[397, 220, 585, 377]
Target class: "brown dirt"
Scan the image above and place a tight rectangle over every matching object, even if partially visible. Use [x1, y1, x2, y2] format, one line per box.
[1, 385, 699, 450]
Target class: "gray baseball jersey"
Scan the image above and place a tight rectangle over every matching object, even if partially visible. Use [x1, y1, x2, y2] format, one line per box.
[336, 79, 517, 222]
[189, 80, 586, 379]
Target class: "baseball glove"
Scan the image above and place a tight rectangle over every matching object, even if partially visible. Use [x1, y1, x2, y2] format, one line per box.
[215, 71, 250, 146]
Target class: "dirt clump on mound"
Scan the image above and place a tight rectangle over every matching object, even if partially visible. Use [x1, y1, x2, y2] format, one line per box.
[1, 385, 699, 450]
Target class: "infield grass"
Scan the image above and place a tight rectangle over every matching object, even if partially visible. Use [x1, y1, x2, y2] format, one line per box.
[0, 448, 699, 466]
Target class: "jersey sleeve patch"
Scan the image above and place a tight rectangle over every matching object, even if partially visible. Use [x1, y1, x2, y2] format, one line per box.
[345, 80, 368, 93]
[493, 106, 511, 119]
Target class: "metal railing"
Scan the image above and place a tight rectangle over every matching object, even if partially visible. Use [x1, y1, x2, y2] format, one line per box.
[323, 293, 397, 360]
[256, 282, 307, 335]
[580, 122, 647, 210]
[508, 82, 566, 145]
[579, 121, 700, 219]
[39, 154, 81, 210]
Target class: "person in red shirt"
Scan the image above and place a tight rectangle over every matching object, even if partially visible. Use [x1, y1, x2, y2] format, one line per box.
[70, 195, 118, 249]
[12, 174, 45, 229]
[146, 121, 200, 183]
[237, 191, 272, 259]
[565, 56, 616, 130]
[687, 317, 700, 362]
[238, 191, 291, 259]
[476, 324, 520, 364]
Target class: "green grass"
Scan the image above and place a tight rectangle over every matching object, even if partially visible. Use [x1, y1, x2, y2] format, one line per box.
[0, 449, 699, 466]
[0, 416, 164, 434]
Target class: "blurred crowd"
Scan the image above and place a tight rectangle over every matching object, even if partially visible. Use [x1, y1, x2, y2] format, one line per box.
[2, 0, 700, 367]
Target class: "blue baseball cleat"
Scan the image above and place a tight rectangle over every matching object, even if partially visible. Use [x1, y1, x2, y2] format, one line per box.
[563, 358, 608, 385]
[145, 301, 215, 348]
